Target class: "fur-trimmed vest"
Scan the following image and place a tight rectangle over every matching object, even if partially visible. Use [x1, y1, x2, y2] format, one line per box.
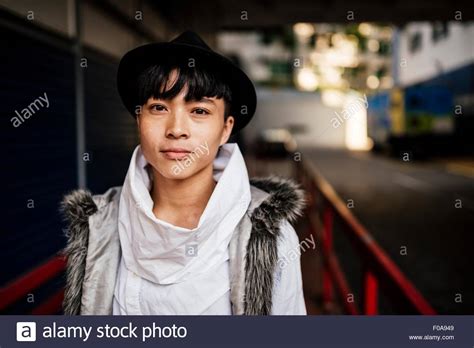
[60, 177, 306, 315]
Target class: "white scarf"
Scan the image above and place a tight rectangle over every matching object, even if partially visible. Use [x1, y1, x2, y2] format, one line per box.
[117, 143, 251, 286]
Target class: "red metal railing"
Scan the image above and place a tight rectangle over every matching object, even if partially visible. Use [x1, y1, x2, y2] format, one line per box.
[0, 255, 66, 314]
[296, 159, 436, 314]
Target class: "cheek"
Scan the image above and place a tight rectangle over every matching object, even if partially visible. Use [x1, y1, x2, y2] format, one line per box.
[138, 123, 162, 163]
[195, 130, 222, 157]
[139, 121, 158, 144]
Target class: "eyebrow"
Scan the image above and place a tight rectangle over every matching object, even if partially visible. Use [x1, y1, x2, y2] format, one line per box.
[191, 97, 216, 106]
[148, 97, 217, 106]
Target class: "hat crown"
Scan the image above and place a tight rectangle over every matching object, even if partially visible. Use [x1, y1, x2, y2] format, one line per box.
[170, 30, 211, 50]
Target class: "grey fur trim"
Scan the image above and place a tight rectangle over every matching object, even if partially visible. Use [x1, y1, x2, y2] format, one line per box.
[244, 176, 307, 315]
[59, 189, 98, 315]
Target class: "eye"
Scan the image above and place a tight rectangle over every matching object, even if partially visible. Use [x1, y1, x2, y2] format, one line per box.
[150, 104, 167, 112]
[192, 108, 210, 115]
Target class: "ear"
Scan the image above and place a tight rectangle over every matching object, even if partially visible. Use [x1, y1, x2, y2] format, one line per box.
[220, 116, 235, 145]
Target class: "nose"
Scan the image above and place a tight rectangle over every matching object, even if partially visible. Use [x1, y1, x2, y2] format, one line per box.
[165, 111, 189, 139]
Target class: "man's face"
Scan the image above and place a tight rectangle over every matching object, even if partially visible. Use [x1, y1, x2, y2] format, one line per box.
[137, 70, 234, 180]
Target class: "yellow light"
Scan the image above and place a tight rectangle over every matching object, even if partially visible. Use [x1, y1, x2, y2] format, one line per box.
[367, 39, 380, 52]
[323, 66, 342, 85]
[367, 75, 380, 89]
[358, 23, 373, 36]
[296, 68, 319, 91]
[293, 23, 315, 39]
[321, 90, 345, 108]
[344, 95, 372, 151]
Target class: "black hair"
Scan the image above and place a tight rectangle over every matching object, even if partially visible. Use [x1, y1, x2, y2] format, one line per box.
[136, 62, 233, 119]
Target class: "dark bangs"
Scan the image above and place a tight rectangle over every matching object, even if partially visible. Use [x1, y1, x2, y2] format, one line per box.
[137, 62, 233, 117]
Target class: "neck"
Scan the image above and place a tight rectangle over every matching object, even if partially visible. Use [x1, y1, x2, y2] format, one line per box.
[149, 164, 216, 229]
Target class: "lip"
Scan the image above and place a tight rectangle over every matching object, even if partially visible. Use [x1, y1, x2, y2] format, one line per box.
[160, 148, 192, 160]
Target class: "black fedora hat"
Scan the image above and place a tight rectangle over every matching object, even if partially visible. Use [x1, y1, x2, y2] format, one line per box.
[117, 30, 257, 134]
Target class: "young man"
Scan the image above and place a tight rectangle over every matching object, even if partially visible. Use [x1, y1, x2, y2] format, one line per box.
[61, 31, 307, 315]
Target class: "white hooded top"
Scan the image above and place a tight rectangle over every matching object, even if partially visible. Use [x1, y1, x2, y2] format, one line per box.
[113, 143, 251, 314]
[112, 143, 307, 315]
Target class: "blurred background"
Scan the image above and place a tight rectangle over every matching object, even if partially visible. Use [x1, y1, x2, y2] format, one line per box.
[1, 0, 473, 315]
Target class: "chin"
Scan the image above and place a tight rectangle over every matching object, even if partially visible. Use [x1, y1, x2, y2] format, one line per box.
[156, 161, 199, 180]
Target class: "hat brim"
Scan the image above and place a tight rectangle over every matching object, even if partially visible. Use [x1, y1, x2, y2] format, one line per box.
[117, 42, 257, 134]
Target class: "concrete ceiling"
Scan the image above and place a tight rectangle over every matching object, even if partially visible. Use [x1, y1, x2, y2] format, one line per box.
[150, 0, 473, 31]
